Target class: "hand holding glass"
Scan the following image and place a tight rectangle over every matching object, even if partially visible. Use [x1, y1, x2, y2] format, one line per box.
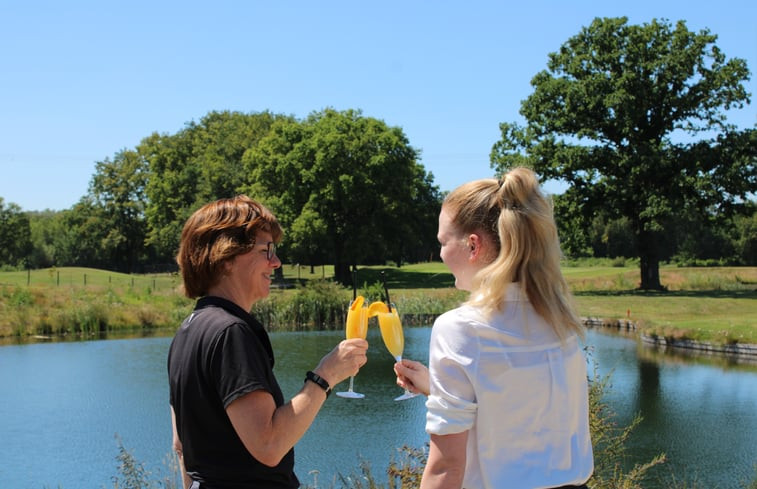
[336, 296, 368, 399]
[377, 303, 419, 401]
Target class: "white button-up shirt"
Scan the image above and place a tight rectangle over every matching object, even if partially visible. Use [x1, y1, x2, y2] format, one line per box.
[425, 283, 593, 489]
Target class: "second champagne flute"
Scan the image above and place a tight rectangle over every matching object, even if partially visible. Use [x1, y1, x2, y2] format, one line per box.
[336, 295, 368, 399]
[377, 303, 419, 401]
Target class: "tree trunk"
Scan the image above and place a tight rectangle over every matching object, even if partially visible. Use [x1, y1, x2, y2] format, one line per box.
[636, 224, 664, 290]
[333, 261, 351, 286]
[639, 254, 663, 290]
[332, 236, 352, 286]
[273, 267, 284, 281]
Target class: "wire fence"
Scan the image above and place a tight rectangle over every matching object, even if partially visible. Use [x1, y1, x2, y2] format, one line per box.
[0, 268, 181, 292]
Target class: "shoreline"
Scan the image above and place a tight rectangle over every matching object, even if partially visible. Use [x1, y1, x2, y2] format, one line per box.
[583, 317, 757, 361]
[4, 316, 756, 361]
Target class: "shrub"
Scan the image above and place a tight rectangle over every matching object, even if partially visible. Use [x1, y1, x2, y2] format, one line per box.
[254, 279, 347, 331]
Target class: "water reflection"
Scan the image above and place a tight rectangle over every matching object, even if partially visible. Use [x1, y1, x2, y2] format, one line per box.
[587, 329, 757, 489]
[637, 338, 757, 370]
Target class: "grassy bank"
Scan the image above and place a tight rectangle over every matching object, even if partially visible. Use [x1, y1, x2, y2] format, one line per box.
[0, 263, 755, 345]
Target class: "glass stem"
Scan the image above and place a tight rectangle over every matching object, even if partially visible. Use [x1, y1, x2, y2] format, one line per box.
[348, 376, 355, 392]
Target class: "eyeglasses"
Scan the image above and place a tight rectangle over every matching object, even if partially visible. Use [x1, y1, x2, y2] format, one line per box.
[258, 241, 277, 261]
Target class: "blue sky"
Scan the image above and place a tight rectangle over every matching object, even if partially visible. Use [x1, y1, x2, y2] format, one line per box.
[1, 0, 755, 211]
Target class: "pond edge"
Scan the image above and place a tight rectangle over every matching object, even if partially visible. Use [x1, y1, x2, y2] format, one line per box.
[582, 317, 757, 359]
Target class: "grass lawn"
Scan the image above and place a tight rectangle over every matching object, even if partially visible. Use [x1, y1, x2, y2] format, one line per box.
[1, 263, 755, 344]
[311, 262, 757, 344]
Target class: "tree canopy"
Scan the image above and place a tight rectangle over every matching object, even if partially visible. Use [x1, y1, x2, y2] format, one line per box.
[89, 149, 149, 272]
[140, 110, 287, 263]
[242, 108, 441, 285]
[0, 198, 31, 267]
[61, 108, 442, 283]
[491, 17, 755, 289]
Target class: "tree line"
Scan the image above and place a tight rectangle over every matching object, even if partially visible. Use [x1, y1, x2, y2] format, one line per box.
[2, 108, 442, 286]
[1, 17, 755, 289]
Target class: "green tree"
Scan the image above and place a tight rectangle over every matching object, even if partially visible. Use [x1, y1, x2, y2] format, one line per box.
[588, 215, 637, 259]
[552, 193, 593, 258]
[27, 210, 65, 268]
[733, 207, 757, 265]
[55, 197, 111, 268]
[89, 149, 149, 272]
[0, 198, 32, 267]
[141, 110, 285, 262]
[243, 108, 441, 286]
[491, 17, 755, 289]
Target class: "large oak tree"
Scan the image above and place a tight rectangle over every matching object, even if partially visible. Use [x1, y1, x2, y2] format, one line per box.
[243, 108, 441, 286]
[491, 17, 755, 289]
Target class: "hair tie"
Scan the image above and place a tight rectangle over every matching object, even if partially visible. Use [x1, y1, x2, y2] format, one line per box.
[497, 176, 524, 211]
[501, 199, 525, 212]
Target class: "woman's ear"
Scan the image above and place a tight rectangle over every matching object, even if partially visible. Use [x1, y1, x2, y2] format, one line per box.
[220, 257, 234, 276]
[468, 234, 481, 259]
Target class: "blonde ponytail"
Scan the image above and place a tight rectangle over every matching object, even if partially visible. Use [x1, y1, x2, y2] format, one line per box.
[444, 167, 583, 339]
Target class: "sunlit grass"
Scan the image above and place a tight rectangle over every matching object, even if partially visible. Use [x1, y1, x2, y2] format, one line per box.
[0, 268, 193, 339]
[1, 264, 755, 344]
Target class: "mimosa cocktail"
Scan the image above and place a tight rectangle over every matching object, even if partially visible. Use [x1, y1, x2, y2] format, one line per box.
[336, 295, 368, 399]
[376, 303, 419, 401]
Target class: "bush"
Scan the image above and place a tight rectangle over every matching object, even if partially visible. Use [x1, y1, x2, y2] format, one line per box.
[252, 280, 466, 331]
[254, 279, 347, 331]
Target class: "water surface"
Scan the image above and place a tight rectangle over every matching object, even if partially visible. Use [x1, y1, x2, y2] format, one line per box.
[1, 328, 755, 488]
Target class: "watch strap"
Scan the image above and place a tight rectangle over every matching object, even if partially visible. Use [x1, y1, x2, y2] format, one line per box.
[305, 370, 331, 397]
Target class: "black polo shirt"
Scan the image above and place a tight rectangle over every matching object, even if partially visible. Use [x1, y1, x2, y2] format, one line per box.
[168, 296, 298, 488]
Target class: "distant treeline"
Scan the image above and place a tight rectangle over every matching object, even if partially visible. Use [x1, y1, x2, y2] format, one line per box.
[1, 109, 755, 285]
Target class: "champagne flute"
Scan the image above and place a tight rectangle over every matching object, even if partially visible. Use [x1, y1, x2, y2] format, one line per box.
[377, 303, 419, 401]
[337, 269, 368, 399]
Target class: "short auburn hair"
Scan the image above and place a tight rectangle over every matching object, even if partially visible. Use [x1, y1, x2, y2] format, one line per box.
[176, 195, 283, 298]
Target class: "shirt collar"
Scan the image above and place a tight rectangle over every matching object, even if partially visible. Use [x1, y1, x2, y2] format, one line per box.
[195, 296, 275, 368]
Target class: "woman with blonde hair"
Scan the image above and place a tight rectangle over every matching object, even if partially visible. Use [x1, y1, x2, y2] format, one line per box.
[396, 167, 593, 489]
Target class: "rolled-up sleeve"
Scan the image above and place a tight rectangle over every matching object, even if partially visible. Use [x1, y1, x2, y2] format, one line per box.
[425, 312, 479, 435]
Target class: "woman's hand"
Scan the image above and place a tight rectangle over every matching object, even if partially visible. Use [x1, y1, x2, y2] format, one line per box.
[313, 338, 368, 387]
[394, 359, 430, 396]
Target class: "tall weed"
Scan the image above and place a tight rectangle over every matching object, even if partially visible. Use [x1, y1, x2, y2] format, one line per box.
[111, 435, 179, 489]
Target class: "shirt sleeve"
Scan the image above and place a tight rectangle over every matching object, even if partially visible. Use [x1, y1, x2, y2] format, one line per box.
[425, 310, 479, 435]
[209, 323, 273, 408]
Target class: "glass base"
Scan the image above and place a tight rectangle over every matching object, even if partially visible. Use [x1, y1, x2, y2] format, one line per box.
[336, 390, 365, 399]
[394, 389, 419, 401]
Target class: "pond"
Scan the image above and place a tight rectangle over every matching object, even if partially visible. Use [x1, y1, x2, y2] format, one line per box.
[0, 328, 755, 488]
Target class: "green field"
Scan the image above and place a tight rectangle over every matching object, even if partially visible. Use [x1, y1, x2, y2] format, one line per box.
[1, 263, 755, 344]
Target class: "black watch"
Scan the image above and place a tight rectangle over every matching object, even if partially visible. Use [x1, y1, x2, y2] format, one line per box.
[305, 370, 331, 397]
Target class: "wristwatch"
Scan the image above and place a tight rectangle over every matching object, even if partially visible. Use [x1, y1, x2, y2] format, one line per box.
[305, 370, 331, 397]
